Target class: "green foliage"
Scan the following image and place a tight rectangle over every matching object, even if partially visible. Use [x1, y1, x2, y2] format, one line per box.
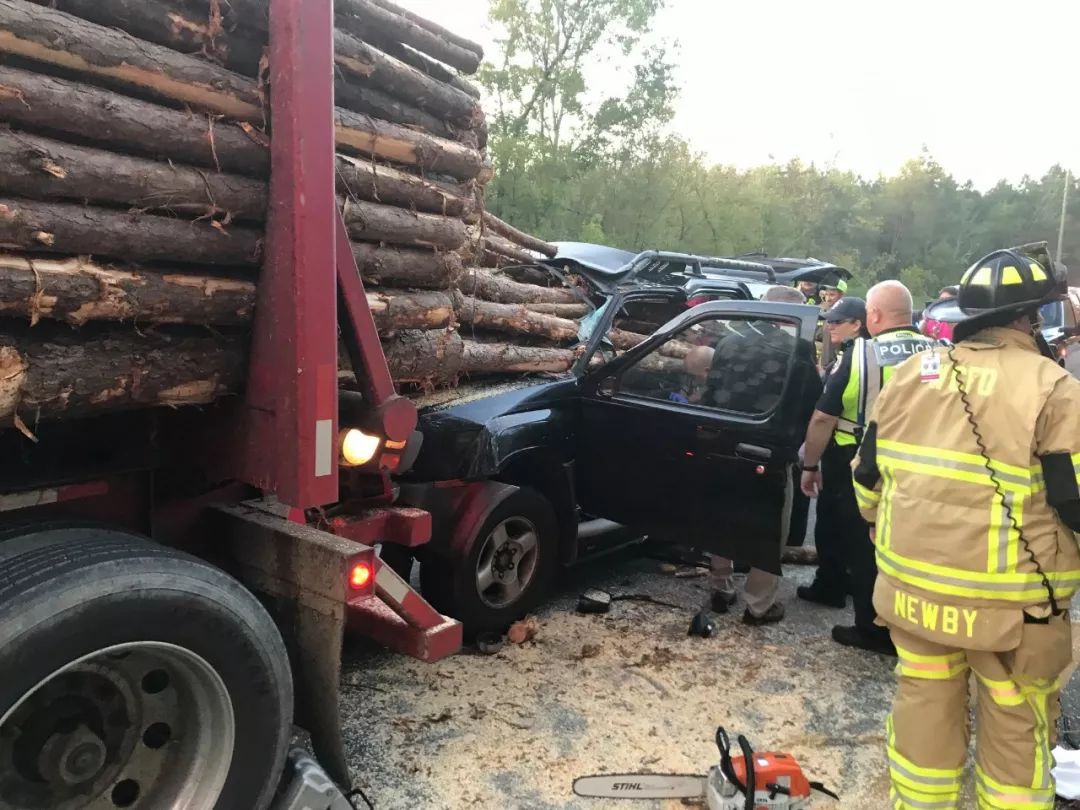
[480, 2, 1078, 295]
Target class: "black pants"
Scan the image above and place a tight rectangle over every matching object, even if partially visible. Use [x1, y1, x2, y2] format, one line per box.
[787, 465, 810, 547]
[817, 442, 881, 634]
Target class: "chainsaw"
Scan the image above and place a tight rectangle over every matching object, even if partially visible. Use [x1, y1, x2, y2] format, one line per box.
[573, 727, 838, 810]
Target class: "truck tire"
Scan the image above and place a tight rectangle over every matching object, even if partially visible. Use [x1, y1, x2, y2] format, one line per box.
[420, 487, 558, 635]
[0, 527, 293, 810]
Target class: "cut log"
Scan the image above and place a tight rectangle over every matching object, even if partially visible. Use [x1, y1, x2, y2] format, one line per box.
[367, 0, 483, 60]
[382, 328, 463, 385]
[0, 66, 269, 176]
[0, 329, 245, 421]
[335, 107, 489, 182]
[0, 198, 262, 266]
[609, 329, 692, 359]
[340, 198, 467, 251]
[452, 292, 578, 343]
[334, 29, 482, 127]
[0, 130, 266, 220]
[25, 0, 265, 76]
[482, 212, 557, 258]
[0, 254, 255, 326]
[0, 7, 487, 181]
[336, 156, 472, 218]
[461, 342, 576, 375]
[369, 38, 482, 101]
[455, 268, 579, 305]
[481, 233, 537, 266]
[336, 0, 482, 75]
[0, 0, 263, 119]
[366, 289, 453, 332]
[352, 242, 461, 290]
[334, 76, 469, 146]
[523, 302, 590, 318]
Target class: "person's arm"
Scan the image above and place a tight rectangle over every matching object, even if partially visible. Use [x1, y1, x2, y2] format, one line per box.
[1036, 377, 1080, 532]
[852, 420, 883, 525]
[800, 348, 851, 496]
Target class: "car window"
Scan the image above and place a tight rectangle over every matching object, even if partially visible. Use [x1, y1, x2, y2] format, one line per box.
[1066, 293, 1079, 328]
[616, 315, 798, 416]
[1041, 301, 1064, 329]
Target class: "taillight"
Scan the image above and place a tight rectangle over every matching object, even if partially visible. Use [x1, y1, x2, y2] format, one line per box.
[349, 561, 373, 591]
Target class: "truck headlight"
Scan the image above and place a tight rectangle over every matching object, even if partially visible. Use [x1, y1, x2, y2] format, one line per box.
[340, 429, 381, 467]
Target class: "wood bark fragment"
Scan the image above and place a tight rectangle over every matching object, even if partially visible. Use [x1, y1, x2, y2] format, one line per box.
[0, 328, 246, 421]
[0, 66, 269, 177]
[366, 289, 453, 332]
[0, 198, 262, 266]
[340, 198, 467, 251]
[0, 254, 255, 326]
[455, 268, 579, 305]
[0, 130, 266, 220]
[452, 292, 578, 343]
[0, 0, 263, 119]
[381, 328, 463, 385]
[336, 0, 482, 75]
[336, 156, 472, 218]
[482, 212, 557, 258]
[461, 341, 576, 375]
[351, 242, 461, 290]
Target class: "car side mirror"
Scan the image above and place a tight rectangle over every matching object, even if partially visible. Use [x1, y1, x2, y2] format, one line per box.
[596, 377, 617, 398]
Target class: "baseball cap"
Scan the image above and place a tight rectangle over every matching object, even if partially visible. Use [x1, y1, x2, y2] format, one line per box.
[824, 296, 867, 324]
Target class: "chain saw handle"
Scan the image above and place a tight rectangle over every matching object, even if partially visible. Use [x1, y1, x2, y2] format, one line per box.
[715, 727, 756, 810]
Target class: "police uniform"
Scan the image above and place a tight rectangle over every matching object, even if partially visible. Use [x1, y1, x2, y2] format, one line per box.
[853, 246, 1080, 809]
[815, 326, 935, 644]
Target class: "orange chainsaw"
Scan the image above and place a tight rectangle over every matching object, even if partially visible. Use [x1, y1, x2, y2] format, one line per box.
[573, 728, 838, 810]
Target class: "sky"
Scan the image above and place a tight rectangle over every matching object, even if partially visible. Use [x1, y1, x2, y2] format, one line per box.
[397, 0, 1078, 189]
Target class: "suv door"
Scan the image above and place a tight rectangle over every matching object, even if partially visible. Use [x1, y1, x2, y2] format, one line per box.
[574, 301, 821, 573]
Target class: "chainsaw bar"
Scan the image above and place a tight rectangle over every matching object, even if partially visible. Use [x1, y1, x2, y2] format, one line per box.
[572, 773, 706, 800]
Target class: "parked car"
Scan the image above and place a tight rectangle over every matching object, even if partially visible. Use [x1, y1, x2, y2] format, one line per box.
[1042, 287, 1080, 368]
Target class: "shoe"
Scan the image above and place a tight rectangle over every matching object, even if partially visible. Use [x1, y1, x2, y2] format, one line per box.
[831, 625, 897, 656]
[742, 603, 785, 626]
[797, 585, 847, 608]
[711, 590, 738, 614]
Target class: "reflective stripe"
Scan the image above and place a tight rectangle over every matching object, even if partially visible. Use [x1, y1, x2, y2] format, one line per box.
[879, 466, 897, 551]
[888, 715, 962, 809]
[896, 646, 968, 680]
[989, 493, 1019, 575]
[854, 478, 880, 510]
[975, 763, 1055, 809]
[1022, 680, 1059, 791]
[975, 673, 1026, 707]
[876, 546, 1080, 602]
[877, 440, 1034, 492]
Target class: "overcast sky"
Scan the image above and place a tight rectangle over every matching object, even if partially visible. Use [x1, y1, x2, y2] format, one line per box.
[397, 0, 1078, 189]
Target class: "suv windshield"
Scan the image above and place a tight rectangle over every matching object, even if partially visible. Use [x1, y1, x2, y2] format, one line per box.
[1041, 301, 1064, 329]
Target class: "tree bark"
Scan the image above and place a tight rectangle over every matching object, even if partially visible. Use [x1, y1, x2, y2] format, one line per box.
[0, 254, 255, 327]
[0, 130, 266, 220]
[0, 66, 269, 177]
[461, 342, 576, 375]
[334, 76, 471, 146]
[0, 0, 263, 119]
[609, 329, 692, 359]
[336, 156, 472, 218]
[452, 292, 578, 343]
[351, 242, 461, 290]
[334, 107, 488, 182]
[366, 289, 453, 332]
[26, 0, 265, 76]
[334, 29, 482, 127]
[336, 0, 482, 75]
[381, 328, 463, 385]
[482, 212, 557, 258]
[0, 198, 262, 266]
[523, 302, 589, 318]
[480, 233, 538, 266]
[0, 329, 246, 421]
[368, 38, 482, 101]
[367, 0, 483, 60]
[455, 268, 580, 305]
[340, 198, 467, 251]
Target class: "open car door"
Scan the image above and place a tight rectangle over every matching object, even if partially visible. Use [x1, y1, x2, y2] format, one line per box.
[574, 301, 821, 573]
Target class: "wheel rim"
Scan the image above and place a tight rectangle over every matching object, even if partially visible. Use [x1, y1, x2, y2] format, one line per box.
[475, 516, 541, 610]
[0, 642, 235, 810]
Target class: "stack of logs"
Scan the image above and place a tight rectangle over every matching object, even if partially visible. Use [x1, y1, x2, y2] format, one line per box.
[0, 0, 592, 424]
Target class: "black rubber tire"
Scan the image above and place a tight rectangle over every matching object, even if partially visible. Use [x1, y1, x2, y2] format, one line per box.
[420, 487, 559, 635]
[0, 527, 293, 810]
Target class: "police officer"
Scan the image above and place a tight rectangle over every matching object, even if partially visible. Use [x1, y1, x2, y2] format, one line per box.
[798, 297, 868, 603]
[852, 246, 1080, 809]
[799, 281, 934, 654]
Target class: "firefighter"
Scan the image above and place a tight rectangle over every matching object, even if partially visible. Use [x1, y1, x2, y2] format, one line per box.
[853, 246, 1080, 809]
[799, 281, 934, 654]
[819, 276, 848, 310]
[796, 279, 821, 306]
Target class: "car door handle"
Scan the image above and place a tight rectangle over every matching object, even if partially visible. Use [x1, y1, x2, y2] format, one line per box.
[735, 443, 772, 461]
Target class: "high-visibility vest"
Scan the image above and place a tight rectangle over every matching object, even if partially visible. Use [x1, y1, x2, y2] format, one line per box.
[835, 329, 936, 446]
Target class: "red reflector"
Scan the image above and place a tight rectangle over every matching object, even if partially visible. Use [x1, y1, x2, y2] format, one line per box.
[349, 563, 372, 590]
[755, 465, 766, 475]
